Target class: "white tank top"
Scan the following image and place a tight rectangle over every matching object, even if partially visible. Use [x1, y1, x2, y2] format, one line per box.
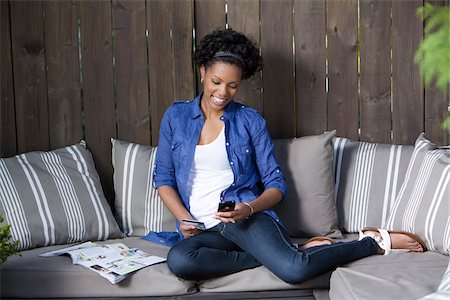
[187, 127, 234, 229]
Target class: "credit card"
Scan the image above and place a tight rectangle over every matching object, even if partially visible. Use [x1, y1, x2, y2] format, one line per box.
[182, 219, 206, 231]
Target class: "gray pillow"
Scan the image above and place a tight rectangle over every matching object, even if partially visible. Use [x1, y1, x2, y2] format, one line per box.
[386, 133, 449, 255]
[0, 141, 123, 250]
[111, 139, 176, 236]
[273, 131, 342, 238]
[333, 137, 414, 233]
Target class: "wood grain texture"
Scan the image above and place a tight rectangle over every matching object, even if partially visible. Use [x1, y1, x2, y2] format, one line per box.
[327, 0, 359, 140]
[392, 0, 424, 145]
[147, 0, 175, 146]
[194, 0, 225, 93]
[112, 0, 150, 145]
[79, 0, 116, 204]
[44, 1, 82, 149]
[10, 0, 49, 153]
[227, 0, 262, 113]
[294, 0, 327, 136]
[260, 0, 294, 139]
[0, 0, 17, 157]
[172, 0, 195, 101]
[360, 0, 391, 143]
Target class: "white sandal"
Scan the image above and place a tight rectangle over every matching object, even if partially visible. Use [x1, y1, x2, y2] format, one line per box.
[359, 227, 426, 255]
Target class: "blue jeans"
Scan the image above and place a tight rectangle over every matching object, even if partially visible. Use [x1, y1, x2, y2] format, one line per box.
[167, 213, 379, 283]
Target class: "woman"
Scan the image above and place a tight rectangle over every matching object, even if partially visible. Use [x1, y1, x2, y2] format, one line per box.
[153, 28, 425, 283]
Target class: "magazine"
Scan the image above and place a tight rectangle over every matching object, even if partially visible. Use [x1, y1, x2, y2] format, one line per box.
[40, 241, 166, 284]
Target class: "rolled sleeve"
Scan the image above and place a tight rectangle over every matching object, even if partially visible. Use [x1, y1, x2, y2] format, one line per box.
[251, 116, 287, 199]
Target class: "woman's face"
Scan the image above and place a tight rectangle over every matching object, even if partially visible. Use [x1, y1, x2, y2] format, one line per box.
[200, 62, 242, 112]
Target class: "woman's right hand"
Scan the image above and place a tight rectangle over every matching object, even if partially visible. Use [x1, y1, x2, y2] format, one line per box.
[180, 222, 201, 239]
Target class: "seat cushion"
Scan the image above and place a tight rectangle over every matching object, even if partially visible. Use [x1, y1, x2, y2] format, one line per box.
[0, 237, 196, 298]
[0, 141, 123, 250]
[332, 137, 414, 233]
[386, 133, 450, 255]
[273, 131, 341, 238]
[329, 251, 449, 300]
[111, 139, 176, 236]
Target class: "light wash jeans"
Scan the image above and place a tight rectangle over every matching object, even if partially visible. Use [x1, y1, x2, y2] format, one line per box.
[167, 213, 379, 283]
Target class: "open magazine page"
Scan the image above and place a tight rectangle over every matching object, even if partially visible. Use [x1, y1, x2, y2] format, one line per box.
[40, 242, 166, 284]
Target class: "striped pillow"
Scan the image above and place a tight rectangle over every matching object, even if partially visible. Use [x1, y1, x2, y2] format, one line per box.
[386, 133, 449, 255]
[333, 138, 414, 233]
[0, 141, 123, 250]
[111, 139, 176, 236]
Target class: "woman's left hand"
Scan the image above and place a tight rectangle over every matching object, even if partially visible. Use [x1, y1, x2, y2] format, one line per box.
[214, 203, 252, 223]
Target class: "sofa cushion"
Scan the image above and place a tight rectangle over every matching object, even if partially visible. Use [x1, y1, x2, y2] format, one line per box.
[333, 137, 414, 233]
[386, 133, 450, 255]
[329, 250, 449, 300]
[0, 141, 123, 251]
[420, 261, 450, 299]
[111, 139, 176, 236]
[0, 237, 196, 298]
[273, 131, 341, 238]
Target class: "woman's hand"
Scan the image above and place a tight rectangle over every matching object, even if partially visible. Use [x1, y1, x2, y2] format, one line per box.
[179, 222, 201, 239]
[214, 203, 252, 223]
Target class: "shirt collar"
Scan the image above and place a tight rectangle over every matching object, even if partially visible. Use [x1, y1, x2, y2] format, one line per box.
[191, 93, 237, 121]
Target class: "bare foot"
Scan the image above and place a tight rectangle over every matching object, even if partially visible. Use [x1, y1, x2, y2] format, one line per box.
[300, 237, 333, 250]
[363, 230, 424, 253]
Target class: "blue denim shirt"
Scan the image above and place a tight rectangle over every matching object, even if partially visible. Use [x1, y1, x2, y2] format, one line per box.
[153, 94, 287, 227]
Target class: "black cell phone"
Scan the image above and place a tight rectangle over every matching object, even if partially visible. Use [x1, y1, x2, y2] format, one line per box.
[218, 201, 236, 212]
[182, 219, 206, 231]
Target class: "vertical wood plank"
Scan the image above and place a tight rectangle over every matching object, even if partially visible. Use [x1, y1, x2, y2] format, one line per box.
[294, 0, 327, 136]
[194, 0, 225, 42]
[172, 0, 195, 100]
[79, 0, 116, 204]
[360, 0, 391, 143]
[147, 0, 175, 146]
[424, 0, 448, 145]
[10, 0, 49, 153]
[44, 1, 82, 149]
[112, 0, 150, 145]
[392, 0, 424, 145]
[0, 0, 17, 157]
[227, 0, 262, 113]
[327, 0, 359, 140]
[260, 0, 294, 139]
[194, 0, 225, 93]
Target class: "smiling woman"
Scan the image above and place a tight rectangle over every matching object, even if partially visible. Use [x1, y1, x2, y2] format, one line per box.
[152, 28, 425, 284]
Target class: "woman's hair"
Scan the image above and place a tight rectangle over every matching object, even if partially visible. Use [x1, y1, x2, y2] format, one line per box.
[194, 28, 263, 80]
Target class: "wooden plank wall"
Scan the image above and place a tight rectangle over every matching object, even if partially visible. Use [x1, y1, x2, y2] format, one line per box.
[1, 0, 449, 204]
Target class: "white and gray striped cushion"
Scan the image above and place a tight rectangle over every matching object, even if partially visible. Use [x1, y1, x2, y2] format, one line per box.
[386, 133, 450, 255]
[111, 139, 176, 236]
[333, 138, 414, 233]
[0, 141, 123, 251]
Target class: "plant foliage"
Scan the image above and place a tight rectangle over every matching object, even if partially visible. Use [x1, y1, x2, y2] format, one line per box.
[415, 4, 450, 131]
[415, 3, 450, 92]
[0, 214, 20, 264]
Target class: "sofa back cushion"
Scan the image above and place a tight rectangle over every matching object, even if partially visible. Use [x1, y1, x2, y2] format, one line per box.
[386, 133, 449, 255]
[111, 139, 176, 236]
[273, 131, 342, 238]
[333, 138, 414, 233]
[0, 141, 123, 250]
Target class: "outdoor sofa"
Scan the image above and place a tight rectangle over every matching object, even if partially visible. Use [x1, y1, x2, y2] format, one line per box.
[1, 130, 449, 300]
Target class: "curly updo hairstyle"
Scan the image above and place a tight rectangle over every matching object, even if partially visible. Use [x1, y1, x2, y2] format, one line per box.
[194, 28, 263, 80]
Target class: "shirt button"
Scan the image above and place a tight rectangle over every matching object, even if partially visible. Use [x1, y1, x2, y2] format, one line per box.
[245, 149, 250, 153]
[220, 116, 224, 120]
[185, 100, 189, 103]
[241, 105, 245, 108]
[226, 142, 229, 146]
[230, 161, 234, 165]
[276, 169, 280, 173]
[232, 183, 235, 186]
